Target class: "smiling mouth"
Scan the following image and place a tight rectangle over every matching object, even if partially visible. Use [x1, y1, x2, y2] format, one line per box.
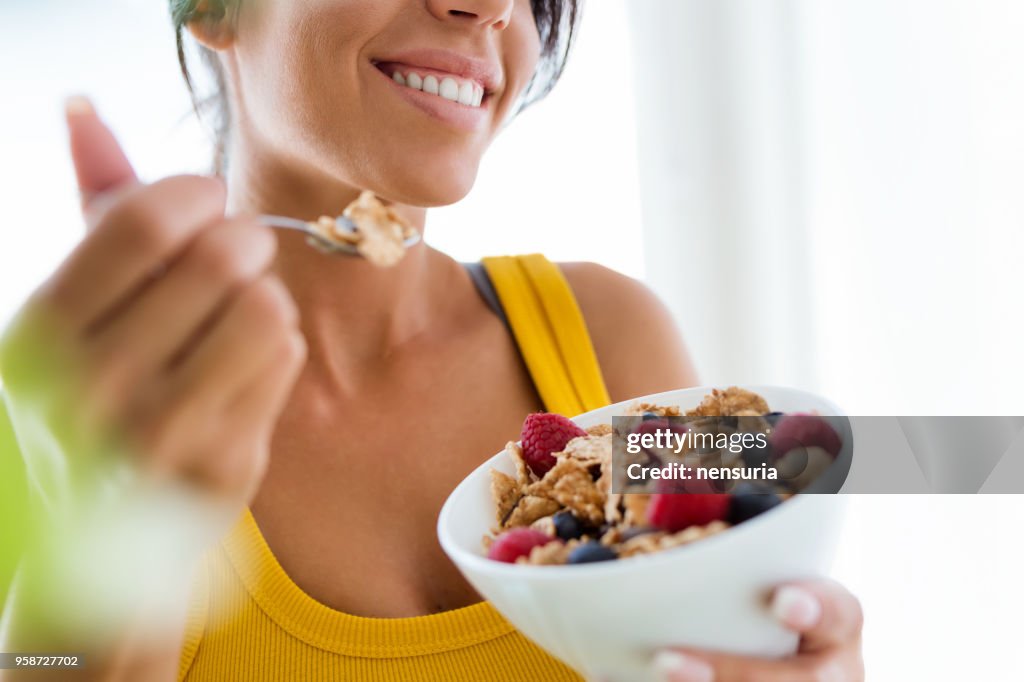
[374, 62, 487, 109]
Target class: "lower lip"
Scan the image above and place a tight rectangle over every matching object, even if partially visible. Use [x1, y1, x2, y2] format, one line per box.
[374, 66, 489, 133]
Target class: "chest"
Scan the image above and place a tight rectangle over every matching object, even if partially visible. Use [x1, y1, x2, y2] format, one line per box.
[249, 329, 544, 616]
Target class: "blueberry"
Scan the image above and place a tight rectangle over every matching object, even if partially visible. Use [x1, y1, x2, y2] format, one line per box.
[642, 411, 659, 420]
[741, 438, 773, 468]
[552, 511, 585, 541]
[731, 482, 774, 494]
[567, 542, 618, 564]
[728, 484, 782, 524]
[764, 411, 785, 426]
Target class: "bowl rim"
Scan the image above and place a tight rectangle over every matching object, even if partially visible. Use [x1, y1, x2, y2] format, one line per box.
[437, 384, 846, 580]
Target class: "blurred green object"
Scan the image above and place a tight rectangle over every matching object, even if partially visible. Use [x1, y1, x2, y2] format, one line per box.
[0, 391, 30, 613]
[0, 311, 220, 637]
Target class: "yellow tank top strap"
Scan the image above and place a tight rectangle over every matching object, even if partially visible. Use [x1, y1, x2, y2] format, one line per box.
[481, 254, 611, 416]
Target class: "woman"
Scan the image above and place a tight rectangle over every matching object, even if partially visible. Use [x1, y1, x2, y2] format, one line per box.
[0, 1, 863, 680]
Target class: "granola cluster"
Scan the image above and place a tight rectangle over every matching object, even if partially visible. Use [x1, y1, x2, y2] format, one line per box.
[484, 387, 825, 566]
[310, 191, 418, 267]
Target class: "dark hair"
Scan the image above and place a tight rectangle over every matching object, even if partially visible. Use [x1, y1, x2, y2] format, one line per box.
[170, 0, 582, 174]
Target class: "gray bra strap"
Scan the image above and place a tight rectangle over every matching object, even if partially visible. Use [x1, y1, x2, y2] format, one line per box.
[463, 261, 511, 331]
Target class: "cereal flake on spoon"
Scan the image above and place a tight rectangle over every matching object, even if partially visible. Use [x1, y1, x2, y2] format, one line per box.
[310, 190, 419, 267]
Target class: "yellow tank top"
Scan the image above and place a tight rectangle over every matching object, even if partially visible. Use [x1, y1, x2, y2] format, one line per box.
[178, 254, 612, 681]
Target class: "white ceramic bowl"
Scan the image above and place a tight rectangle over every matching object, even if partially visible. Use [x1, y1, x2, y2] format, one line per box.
[438, 386, 849, 682]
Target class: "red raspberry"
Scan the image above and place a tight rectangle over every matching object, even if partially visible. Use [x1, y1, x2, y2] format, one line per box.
[487, 528, 558, 563]
[769, 414, 842, 459]
[647, 494, 732, 533]
[521, 413, 587, 477]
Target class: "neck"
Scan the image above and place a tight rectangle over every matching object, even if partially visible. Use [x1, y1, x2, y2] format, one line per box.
[225, 143, 458, 394]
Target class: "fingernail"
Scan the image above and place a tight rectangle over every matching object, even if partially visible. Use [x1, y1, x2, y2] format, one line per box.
[652, 650, 714, 682]
[772, 585, 822, 630]
[64, 95, 95, 117]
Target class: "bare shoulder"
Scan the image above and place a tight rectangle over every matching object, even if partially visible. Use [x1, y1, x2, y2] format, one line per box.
[557, 262, 699, 403]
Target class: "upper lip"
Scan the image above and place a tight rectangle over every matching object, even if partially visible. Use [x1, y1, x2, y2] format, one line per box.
[373, 48, 503, 94]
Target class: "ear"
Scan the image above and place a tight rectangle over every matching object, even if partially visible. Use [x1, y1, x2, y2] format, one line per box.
[186, 0, 236, 51]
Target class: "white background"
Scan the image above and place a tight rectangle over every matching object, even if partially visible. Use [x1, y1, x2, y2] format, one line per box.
[2, 1, 1023, 679]
[628, 0, 1024, 416]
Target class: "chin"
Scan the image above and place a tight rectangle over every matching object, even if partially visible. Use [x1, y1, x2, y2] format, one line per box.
[370, 156, 480, 208]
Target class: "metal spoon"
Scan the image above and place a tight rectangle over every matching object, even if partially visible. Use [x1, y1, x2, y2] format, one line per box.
[258, 214, 421, 256]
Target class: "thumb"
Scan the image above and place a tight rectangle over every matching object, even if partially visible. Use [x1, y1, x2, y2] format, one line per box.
[65, 96, 138, 218]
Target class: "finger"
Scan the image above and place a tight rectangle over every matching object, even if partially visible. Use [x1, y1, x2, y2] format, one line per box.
[652, 649, 822, 682]
[121, 277, 297, 480]
[42, 175, 227, 332]
[771, 580, 863, 653]
[65, 96, 138, 214]
[166, 276, 299, 414]
[87, 218, 276, 379]
[194, 331, 306, 496]
[225, 330, 306, 439]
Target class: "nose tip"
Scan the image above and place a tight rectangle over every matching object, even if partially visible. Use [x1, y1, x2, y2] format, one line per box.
[426, 0, 514, 30]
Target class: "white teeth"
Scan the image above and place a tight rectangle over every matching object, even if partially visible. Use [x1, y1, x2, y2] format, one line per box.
[439, 77, 459, 102]
[390, 69, 485, 108]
